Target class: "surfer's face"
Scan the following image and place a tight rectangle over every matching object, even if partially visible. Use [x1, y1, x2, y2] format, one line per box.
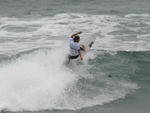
[74, 36, 80, 42]
[76, 38, 80, 42]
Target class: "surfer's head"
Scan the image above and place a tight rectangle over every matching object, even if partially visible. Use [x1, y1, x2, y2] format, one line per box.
[74, 35, 80, 42]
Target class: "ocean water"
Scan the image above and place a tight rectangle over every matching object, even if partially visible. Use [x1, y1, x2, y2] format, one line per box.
[0, 0, 150, 113]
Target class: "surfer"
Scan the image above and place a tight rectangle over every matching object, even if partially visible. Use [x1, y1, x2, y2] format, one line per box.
[68, 31, 85, 62]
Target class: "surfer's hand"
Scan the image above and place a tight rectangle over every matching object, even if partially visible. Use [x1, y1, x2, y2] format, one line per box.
[78, 31, 82, 34]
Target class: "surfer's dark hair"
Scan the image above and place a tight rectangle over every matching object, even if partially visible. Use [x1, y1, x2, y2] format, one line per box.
[74, 35, 80, 42]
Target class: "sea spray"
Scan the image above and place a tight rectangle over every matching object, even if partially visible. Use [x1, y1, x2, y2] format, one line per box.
[0, 48, 138, 111]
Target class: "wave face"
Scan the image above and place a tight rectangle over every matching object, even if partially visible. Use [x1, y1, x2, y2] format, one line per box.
[0, 48, 138, 111]
[0, 13, 150, 111]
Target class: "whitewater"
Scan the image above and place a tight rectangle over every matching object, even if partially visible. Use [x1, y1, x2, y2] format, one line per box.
[0, 0, 150, 113]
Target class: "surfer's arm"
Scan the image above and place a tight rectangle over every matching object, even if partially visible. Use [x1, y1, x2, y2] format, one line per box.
[80, 45, 85, 51]
[71, 31, 82, 38]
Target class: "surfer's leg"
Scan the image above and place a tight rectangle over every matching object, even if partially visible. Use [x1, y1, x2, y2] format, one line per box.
[68, 55, 71, 64]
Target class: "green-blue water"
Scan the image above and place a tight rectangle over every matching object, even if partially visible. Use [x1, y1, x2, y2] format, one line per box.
[0, 0, 150, 113]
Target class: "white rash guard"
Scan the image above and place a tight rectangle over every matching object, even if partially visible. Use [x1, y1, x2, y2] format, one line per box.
[69, 37, 80, 56]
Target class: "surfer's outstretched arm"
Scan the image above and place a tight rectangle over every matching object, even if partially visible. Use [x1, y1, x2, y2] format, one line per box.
[71, 31, 82, 38]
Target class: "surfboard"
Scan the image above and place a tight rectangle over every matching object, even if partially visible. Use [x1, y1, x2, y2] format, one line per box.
[80, 36, 96, 57]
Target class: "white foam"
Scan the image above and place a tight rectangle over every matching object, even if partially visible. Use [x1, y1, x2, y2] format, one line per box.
[125, 13, 150, 18]
[0, 13, 150, 53]
[0, 48, 78, 111]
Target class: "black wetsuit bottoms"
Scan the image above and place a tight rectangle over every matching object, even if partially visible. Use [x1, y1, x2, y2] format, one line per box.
[68, 55, 79, 60]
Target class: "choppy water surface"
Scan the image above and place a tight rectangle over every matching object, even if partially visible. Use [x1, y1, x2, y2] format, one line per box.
[0, 0, 150, 113]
